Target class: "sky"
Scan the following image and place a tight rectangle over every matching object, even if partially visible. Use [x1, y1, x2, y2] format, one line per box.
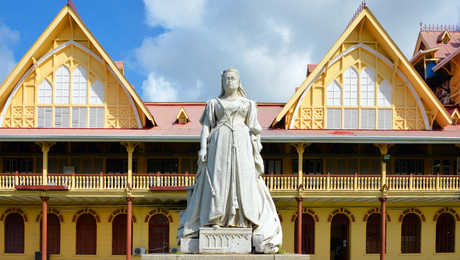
[0, 0, 459, 102]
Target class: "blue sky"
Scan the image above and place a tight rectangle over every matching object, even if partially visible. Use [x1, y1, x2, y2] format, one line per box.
[0, 1, 459, 102]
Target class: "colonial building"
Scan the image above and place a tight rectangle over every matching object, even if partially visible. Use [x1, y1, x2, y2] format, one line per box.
[0, 2, 458, 260]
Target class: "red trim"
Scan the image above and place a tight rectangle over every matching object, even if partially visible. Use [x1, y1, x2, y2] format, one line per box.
[15, 185, 68, 191]
[150, 186, 187, 191]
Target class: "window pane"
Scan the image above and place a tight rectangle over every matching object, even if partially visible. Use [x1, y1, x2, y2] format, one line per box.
[327, 108, 341, 129]
[54, 107, 69, 128]
[327, 81, 342, 106]
[72, 107, 87, 128]
[38, 80, 52, 104]
[37, 107, 52, 128]
[55, 66, 70, 104]
[264, 159, 282, 174]
[344, 109, 358, 129]
[378, 80, 392, 106]
[343, 67, 358, 106]
[361, 109, 376, 129]
[360, 67, 376, 106]
[72, 66, 87, 105]
[89, 107, 105, 128]
[90, 81, 105, 105]
[378, 109, 393, 130]
[147, 159, 178, 173]
[395, 159, 424, 175]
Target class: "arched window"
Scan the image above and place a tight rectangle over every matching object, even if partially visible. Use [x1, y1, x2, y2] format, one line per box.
[38, 80, 52, 104]
[343, 67, 358, 106]
[148, 214, 169, 253]
[72, 66, 87, 105]
[378, 80, 392, 106]
[76, 214, 97, 255]
[112, 214, 132, 255]
[55, 66, 70, 104]
[366, 213, 381, 254]
[401, 213, 421, 253]
[360, 67, 376, 106]
[90, 80, 104, 105]
[436, 213, 455, 253]
[295, 213, 315, 254]
[5, 213, 24, 253]
[327, 81, 342, 106]
[40, 213, 60, 254]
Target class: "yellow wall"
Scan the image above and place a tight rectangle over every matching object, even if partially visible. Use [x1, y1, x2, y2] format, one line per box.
[288, 19, 431, 130]
[1, 17, 138, 129]
[0, 205, 458, 259]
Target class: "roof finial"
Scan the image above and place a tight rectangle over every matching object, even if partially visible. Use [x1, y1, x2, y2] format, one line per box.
[346, 0, 368, 28]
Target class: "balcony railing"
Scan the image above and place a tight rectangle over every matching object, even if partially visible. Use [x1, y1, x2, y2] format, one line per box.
[0, 173, 459, 193]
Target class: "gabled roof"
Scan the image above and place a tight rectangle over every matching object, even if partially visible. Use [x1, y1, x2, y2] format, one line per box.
[0, 3, 156, 126]
[273, 6, 451, 128]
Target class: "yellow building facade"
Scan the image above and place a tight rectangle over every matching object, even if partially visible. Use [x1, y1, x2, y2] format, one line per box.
[0, 2, 459, 260]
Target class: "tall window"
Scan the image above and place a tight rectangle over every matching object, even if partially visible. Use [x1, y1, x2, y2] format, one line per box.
[401, 213, 421, 253]
[395, 159, 424, 175]
[436, 213, 455, 253]
[72, 66, 87, 104]
[5, 213, 24, 253]
[264, 159, 282, 174]
[76, 214, 97, 255]
[295, 213, 315, 254]
[326, 66, 394, 130]
[366, 214, 381, 253]
[148, 214, 169, 253]
[147, 159, 178, 173]
[37, 65, 106, 128]
[55, 66, 70, 104]
[40, 213, 60, 254]
[292, 159, 322, 174]
[112, 214, 132, 255]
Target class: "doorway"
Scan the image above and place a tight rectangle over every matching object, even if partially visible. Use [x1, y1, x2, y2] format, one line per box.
[330, 214, 349, 260]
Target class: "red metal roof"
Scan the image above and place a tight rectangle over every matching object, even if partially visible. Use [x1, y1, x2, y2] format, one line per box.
[417, 30, 460, 61]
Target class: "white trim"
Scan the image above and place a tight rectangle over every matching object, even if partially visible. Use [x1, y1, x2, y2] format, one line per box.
[289, 43, 430, 130]
[0, 40, 142, 128]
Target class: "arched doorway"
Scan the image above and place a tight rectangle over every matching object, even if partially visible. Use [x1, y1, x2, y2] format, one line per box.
[112, 214, 133, 255]
[294, 213, 315, 254]
[40, 213, 61, 254]
[330, 214, 349, 260]
[148, 214, 169, 253]
[76, 214, 97, 255]
[5, 213, 24, 253]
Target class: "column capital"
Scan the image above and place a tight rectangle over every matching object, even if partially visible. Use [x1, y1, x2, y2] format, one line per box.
[121, 142, 139, 153]
[35, 142, 56, 153]
[379, 197, 387, 202]
[40, 196, 49, 201]
[296, 197, 303, 202]
[373, 143, 394, 155]
[291, 143, 311, 154]
[126, 196, 134, 202]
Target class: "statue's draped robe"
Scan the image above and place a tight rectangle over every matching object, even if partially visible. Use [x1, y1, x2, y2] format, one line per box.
[178, 97, 282, 251]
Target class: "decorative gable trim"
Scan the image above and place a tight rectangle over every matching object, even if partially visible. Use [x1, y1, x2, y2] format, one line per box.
[176, 107, 190, 124]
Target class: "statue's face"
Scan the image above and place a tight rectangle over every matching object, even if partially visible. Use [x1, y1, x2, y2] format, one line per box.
[222, 71, 239, 93]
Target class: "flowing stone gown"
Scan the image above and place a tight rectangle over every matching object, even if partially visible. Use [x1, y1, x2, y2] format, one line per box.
[178, 97, 282, 252]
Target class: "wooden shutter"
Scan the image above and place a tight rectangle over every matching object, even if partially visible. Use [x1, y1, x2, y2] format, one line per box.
[295, 213, 315, 254]
[148, 214, 169, 253]
[40, 214, 60, 254]
[76, 214, 97, 255]
[366, 214, 381, 253]
[112, 214, 130, 255]
[54, 107, 69, 128]
[90, 108, 104, 128]
[401, 213, 421, 253]
[72, 107, 87, 128]
[5, 213, 24, 253]
[436, 213, 455, 253]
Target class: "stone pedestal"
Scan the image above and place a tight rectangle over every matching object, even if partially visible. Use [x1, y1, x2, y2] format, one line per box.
[199, 227, 252, 254]
[181, 238, 199, 254]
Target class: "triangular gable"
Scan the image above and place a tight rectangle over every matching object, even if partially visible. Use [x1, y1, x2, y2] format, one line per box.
[451, 108, 460, 124]
[176, 107, 190, 124]
[273, 6, 451, 129]
[0, 4, 156, 127]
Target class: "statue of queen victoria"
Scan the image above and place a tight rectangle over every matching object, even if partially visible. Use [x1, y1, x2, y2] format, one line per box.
[177, 68, 282, 253]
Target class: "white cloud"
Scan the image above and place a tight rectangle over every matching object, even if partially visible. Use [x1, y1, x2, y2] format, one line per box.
[0, 23, 19, 83]
[141, 72, 178, 102]
[135, 0, 460, 102]
[143, 0, 206, 28]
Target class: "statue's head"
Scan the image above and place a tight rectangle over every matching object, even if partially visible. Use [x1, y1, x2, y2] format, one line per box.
[220, 67, 246, 97]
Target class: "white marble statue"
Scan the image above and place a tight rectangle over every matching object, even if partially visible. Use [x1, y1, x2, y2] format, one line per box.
[177, 68, 282, 253]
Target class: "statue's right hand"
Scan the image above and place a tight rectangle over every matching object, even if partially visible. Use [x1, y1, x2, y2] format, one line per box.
[198, 149, 207, 162]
